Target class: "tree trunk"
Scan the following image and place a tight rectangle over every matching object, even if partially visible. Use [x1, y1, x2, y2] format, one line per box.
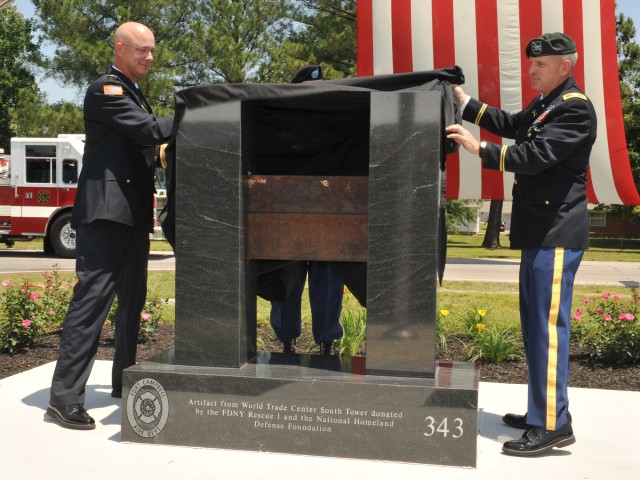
[482, 200, 503, 249]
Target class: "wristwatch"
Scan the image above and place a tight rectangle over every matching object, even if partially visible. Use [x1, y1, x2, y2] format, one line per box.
[479, 141, 487, 158]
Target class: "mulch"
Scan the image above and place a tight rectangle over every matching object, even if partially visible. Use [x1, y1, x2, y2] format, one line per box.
[2, 323, 639, 392]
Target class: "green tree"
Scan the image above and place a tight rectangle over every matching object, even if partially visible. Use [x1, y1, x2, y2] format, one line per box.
[32, 0, 294, 107]
[264, 0, 356, 82]
[445, 200, 478, 234]
[180, 0, 293, 84]
[11, 89, 84, 138]
[296, 0, 356, 77]
[32, 0, 195, 113]
[482, 200, 503, 248]
[0, 6, 41, 151]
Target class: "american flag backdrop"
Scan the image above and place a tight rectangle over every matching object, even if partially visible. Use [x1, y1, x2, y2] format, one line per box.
[357, 0, 640, 205]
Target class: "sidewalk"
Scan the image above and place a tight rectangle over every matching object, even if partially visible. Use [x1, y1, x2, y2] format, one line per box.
[2, 360, 638, 480]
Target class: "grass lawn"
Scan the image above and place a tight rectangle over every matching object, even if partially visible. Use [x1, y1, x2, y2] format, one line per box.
[0, 238, 174, 252]
[447, 233, 640, 262]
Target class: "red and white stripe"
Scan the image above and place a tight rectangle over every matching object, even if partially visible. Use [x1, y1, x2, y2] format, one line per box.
[357, 0, 640, 205]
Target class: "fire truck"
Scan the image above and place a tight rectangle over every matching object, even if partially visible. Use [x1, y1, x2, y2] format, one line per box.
[0, 135, 166, 258]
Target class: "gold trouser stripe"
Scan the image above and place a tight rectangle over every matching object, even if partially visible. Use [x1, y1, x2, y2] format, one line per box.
[474, 103, 488, 125]
[499, 145, 508, 171]
[546, 248, 564, 430]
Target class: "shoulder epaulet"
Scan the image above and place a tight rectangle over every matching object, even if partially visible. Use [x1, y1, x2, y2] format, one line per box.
[563, 92, 588, 101]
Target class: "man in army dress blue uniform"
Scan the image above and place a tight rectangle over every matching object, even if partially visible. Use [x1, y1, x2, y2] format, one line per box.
[47, 22, 173, 430]
[446, 32, 597, 456]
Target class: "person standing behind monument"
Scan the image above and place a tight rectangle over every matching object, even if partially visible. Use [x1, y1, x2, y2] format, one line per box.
[446, 32, 596, 456]
[46, 21, 174, 430]
[269, 65, 345, 355]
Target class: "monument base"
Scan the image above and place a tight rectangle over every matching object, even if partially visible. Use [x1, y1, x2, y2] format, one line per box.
[121, 351, 479, 467]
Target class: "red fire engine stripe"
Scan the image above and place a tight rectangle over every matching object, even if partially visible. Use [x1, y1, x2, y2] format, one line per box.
[600, 0, 640, 204]
[431, 0, 459, 200]
[356, 0, 374, 77]
[391, 0, 413, 73]
[476, 0, 505, 200]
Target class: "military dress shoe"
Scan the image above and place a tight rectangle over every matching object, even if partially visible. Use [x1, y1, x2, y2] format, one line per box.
[111, 390, 122, 399]
[503, 412, 572, 429]
[46, 404, 96, 430]
[319, 341, 334, 355]
[502, 423, 575, 456]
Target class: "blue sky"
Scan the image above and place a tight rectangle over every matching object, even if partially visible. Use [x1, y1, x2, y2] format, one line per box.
[12, 0, 640, 103]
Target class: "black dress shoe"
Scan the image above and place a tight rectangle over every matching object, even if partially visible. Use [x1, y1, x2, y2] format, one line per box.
[46, 404, 96, 430]
[503, 412, 572, 429]
[502, 423, 575, 456]
[503, 413, 528, 429]
[282, 340, 295, 354]
[111, 390, 122, 398]
[319, 341, 334, 355]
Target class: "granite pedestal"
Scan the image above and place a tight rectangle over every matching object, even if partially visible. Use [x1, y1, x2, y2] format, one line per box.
[122, 88, 479, 467]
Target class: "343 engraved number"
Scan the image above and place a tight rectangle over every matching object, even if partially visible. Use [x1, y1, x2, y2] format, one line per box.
[423, 417, 463, 438]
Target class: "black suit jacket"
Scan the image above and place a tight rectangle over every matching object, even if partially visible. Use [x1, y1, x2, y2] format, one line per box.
[463, 77, 597, 249]
[72, 67, 173, 232]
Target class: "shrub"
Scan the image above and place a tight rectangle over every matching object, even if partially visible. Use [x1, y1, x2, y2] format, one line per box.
[139, 294, 169, 342]
[440, 305, 524, 363]
[464, 324, 524, 363]
[571, 292, 640, 364]
[338, 308, 366, 356]
[0, 279, 43, 353]
[39, 264, 74, 331]
[108, 294, 169, 343]
[436, 309, 453, 352]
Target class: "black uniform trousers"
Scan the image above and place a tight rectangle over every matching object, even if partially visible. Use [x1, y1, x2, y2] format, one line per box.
[49, 220, 150, 406]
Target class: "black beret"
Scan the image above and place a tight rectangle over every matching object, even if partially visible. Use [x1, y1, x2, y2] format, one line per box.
[525, 32, 576, 58]
[291, 65, 322, 84]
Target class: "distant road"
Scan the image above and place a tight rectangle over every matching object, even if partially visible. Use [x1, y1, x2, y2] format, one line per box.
[1, 250, 639, 287]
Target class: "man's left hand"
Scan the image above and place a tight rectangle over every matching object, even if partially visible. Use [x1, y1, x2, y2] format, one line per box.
[446, 124, 481, 156]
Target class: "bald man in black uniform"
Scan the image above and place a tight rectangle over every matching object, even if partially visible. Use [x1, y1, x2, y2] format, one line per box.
[47, 21, 173, 430]
[447, 32, 597, 456]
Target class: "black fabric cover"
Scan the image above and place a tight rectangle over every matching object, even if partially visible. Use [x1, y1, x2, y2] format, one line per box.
[160, 67, 465, 303]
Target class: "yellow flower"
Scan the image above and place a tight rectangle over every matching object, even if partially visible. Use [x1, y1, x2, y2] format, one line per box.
[440, 309, 449, 316]
[476, 323, 486, 330]
[478, 309, 487, 317]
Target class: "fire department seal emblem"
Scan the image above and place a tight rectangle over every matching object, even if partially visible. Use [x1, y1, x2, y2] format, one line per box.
[37, 190, 50, 204]
[126, 378, 169, 438]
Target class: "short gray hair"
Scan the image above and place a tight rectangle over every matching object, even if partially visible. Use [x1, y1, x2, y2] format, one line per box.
[563, 52, 579, 72]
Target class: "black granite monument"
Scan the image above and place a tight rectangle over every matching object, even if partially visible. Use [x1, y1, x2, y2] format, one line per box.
[122, 81, 479, 467]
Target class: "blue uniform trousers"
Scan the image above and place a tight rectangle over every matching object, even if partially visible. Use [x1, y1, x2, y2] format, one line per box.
[270, 261, 344, 344]
[519, 247, 583, 430]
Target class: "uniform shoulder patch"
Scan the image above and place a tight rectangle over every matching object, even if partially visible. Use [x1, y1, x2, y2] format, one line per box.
[563, 92, 587, 101]
[103, 84, 123, 96]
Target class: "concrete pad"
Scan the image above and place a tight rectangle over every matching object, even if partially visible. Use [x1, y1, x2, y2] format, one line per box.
[1, 360, 638, 479]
